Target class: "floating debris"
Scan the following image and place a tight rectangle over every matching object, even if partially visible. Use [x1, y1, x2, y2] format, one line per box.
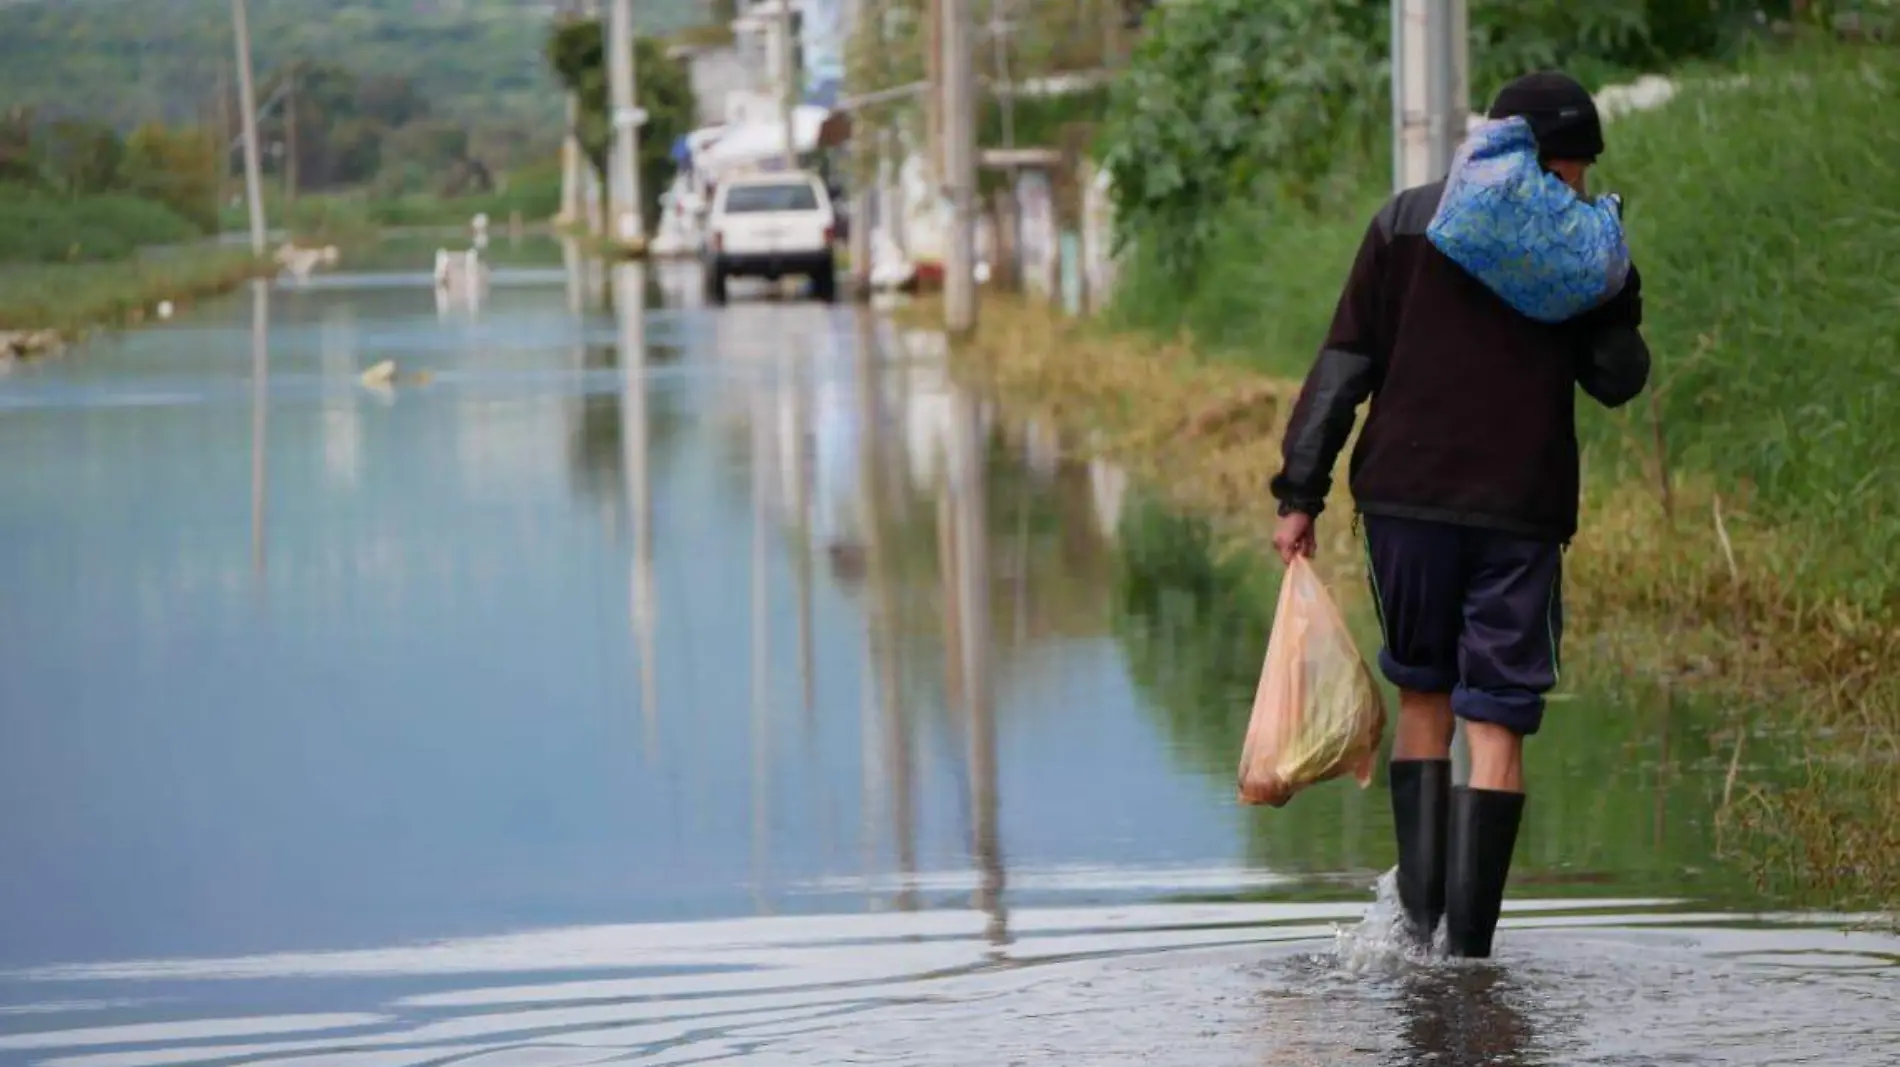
[358, 359, 434, 391]
[0, 330, 64, 359]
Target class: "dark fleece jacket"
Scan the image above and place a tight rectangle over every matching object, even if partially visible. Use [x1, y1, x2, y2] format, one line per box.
[1268, 180, 1651, 543]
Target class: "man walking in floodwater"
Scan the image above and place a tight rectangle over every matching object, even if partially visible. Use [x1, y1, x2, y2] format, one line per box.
[1267, 72, 1651, 958]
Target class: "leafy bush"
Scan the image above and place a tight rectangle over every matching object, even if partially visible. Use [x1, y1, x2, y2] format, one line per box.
[0, 186, 204, 264]
[1099, 0, 1770, 278]
[119, 123, 222, 233]
[1099, 0, 1385, 276]
[545, 19, 696, 233]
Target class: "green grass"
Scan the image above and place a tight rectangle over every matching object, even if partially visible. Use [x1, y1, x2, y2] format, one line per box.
[0, 250, 269, 335]
[1110, 38, 1900, 610]
[0, 187, 207, 265]
[1591, 43, 1900, 604]
[1105, 188, 1383, 374]
[240, 171, 566, 245]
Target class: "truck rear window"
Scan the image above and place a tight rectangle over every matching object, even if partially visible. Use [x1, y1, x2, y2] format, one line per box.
[722, 183, 820, 213]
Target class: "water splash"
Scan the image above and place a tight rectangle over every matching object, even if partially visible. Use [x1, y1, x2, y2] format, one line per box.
[1332, 867, 1440, 974]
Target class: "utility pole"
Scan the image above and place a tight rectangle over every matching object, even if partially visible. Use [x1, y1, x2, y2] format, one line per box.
[561, 92, 583, 225]
[214, 60, 232, 219]
[558, 1, 583, 226]
[1391, 0, 1468, 192]
[581, 0, 605, 237]
[989, 1, 1015, 155]
[940, 0, 977, 334]
[924, 0, 943, 180]
[776, 0, 799, 168]
[231, 0, 268, 254]
[606, 0, 645, 243]
[284, 63, 298, 204]
[847, 0, 881, 295]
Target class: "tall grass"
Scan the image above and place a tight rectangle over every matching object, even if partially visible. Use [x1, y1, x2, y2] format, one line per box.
[0, 186, 205, 264]
[1591, 44, 1900, 604]
[251, 169, 566, 244]
[0, 250, 268, 335]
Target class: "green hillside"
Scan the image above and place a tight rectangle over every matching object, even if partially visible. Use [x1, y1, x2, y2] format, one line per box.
[0, 0, 706, 135]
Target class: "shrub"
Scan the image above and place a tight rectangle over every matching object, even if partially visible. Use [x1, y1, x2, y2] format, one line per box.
[0, 186, 203, 264]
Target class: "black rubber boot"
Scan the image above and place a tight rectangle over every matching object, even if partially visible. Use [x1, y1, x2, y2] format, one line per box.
[1445, 786, 1527, 959]
[1389, 758, 1451, 943]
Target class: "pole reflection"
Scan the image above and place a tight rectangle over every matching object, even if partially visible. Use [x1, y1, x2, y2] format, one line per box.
[854, 310, 918, 913]
[750, 377, 774, 915]
[611, 261, 657, 762]
[562, 236, 586, 317]
[947, 386, 1007, 949]
[789, 348, 817, 729]
[248, 279, 270, 585]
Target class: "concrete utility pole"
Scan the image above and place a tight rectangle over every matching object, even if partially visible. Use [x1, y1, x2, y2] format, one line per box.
[847, 0, 877, 295]
[940, 0, 977, 334]
[231, 0, 268, 254]
[558, 1, 582, 226]
[776, 0, 799, 168]
[561, 92, 583, 224]
[284, 64, 298, 203]
[607, 0, 645, 243]
[1391, 0, 1468, 192]
[924, 0, 943, 179]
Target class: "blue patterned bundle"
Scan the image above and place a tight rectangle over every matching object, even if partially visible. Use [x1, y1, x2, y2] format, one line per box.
[1426, 116, 1630, 324]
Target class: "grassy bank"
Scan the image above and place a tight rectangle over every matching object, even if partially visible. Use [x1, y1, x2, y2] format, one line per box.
[251, 170, 564, 246]
[0, 187, 206, 264]
[949, 40, 1900, 910]
[0, 249, 271, 338]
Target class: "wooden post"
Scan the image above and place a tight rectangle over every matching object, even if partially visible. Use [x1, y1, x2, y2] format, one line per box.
[283, 64, 298, 203]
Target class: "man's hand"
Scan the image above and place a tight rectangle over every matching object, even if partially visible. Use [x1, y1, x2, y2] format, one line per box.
[1273, 511, 1317, 564]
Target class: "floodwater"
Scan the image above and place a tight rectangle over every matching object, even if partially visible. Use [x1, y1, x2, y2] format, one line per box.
[1, 236, 1894, 1066]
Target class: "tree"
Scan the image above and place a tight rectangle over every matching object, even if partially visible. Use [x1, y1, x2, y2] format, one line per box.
[1098, 0, 1385, 274]
[356, 74, 431, 128]
[38, 120, 125, 196]
[0, 106, 42, 187]
[381, 118, 480, 195]
[121, 122, 220, 231]
[545, 17, 697, 232]
[263, 61, 374, 190]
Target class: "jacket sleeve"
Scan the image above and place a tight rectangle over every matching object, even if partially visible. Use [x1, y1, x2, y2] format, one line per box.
[1576, 262, 1651, 409]
[1269, 212, 1388, 517]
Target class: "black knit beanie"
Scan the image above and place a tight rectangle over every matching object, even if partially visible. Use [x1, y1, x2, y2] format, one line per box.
[1487, 71, 1604, 162]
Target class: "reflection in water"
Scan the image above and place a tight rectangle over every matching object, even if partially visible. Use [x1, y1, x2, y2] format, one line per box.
[248, 280, 269, 582]
[1393, 966, 1537, 1067]
[788, 348, 817, 726]
[751, 375, 774, 916]
[855, 312, 919, 913]
[946, 387, 1008, 948]
[612, 262, 658, 760]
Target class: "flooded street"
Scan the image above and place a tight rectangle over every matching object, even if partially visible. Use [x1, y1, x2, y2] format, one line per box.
[2, 238, 1896, 1066]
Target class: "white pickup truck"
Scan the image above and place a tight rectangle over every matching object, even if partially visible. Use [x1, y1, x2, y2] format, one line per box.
[702, 170, 839, 304]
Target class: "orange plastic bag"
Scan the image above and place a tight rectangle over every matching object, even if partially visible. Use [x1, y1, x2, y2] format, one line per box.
[1237, 556, 1387, 807]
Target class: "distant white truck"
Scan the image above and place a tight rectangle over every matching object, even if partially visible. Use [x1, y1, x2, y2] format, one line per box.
[702, 170, 838, 304]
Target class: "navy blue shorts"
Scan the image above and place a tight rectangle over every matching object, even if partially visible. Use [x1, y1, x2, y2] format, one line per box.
[1361, 513, 1563, 736]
